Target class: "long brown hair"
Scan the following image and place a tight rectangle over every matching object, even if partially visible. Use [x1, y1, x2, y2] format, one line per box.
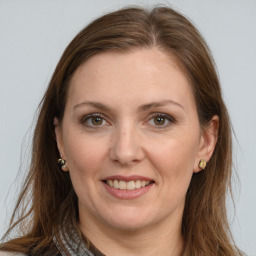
[0, 6, 243, 255]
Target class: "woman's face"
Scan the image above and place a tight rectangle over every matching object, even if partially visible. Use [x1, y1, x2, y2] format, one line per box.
[55, 48, 214, 233]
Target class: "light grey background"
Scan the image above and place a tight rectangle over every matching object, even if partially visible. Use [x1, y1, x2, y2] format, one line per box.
[0, 0, 255, 255]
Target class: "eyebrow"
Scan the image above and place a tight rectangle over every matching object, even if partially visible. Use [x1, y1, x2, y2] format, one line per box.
[73, 100, 184, 112]
[74, 101, 112, 111]
[138, 100, 184, 111]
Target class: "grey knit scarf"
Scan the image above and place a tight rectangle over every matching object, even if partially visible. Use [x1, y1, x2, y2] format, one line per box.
[53, 219, 104, 256]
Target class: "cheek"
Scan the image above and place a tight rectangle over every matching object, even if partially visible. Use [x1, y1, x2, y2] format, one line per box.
[147, 134, 199, 185]
[63, 133, 109, 206]
[63, 132, 108, 178]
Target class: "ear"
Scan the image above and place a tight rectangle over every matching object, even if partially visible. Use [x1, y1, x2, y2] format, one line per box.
[193, 115, 219, 173]
[54, 117, 68, 171]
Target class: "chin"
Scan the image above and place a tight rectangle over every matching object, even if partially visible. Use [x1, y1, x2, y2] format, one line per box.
[100, 206, 159, 231]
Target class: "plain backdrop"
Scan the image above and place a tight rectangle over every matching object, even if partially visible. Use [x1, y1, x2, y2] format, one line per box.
[0, 0, 255, 255]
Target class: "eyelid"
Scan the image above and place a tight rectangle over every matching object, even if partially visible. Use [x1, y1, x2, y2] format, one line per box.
[146, 112, 175, 127]
[79, 112, 175, 128]
[80, 113, 110, 127]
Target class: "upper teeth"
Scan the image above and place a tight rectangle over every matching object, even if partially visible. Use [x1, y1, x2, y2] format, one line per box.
[106, 180, 151, 190]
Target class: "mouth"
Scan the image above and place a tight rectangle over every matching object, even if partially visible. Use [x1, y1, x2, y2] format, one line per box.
[102, 175, 155, 199]
[103, 179, 154, 190]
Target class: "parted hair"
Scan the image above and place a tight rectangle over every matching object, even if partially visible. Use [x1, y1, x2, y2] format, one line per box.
[0, 6, 243, 256]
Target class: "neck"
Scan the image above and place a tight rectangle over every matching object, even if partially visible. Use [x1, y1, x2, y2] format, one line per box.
[79, 213, 184, 256]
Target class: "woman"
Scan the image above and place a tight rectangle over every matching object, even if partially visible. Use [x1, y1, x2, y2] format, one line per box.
[0, 6, 244, 256]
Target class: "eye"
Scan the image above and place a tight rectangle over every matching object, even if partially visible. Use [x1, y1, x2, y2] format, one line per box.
[147, 113, 174, 128]
[81, 114, 108, 127]
[153, 116, 166, 125]
[91, 116, 104, 126]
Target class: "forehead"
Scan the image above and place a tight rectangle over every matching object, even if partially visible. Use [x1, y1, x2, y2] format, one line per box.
[67, 48, 196, 112]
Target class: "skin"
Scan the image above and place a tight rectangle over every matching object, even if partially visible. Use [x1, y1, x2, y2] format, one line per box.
[55, 48, 218, 256]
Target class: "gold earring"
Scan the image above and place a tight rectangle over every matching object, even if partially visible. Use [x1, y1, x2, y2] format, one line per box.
[58, 158, 68, 171]
[198, 159, 206, 169]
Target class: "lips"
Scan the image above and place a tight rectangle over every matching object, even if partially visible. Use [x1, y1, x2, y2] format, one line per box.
[102, 175, 154, 199]
[106, 180, 151, 190]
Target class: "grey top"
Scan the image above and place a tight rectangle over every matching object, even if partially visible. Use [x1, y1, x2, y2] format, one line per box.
[0, 217, 103, 256]
[0, 220, 101, 256]
[0, 253, 26, 256]
[53, 218, 103, 256]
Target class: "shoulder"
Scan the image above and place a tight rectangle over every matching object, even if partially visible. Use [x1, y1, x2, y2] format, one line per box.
[0, 252, 26, 256]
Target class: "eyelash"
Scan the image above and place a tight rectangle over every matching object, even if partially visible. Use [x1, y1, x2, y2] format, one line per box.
[147, 113, 175, 126]
[80, 113, 175, 128]
[80, 113, 109, 128]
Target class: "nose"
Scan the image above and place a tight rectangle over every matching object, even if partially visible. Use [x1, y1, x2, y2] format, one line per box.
[109, 125, 145, 166]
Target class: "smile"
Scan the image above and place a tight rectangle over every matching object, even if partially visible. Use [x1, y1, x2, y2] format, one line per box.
[102, 175, 155, 199]
[105, 180, 152, 190]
